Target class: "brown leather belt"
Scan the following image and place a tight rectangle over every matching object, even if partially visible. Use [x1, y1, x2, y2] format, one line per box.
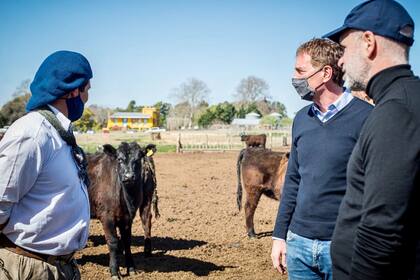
[0, 233, 74, 265]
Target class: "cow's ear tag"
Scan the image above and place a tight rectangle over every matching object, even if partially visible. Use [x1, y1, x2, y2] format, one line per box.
[147, 149, 154, 157]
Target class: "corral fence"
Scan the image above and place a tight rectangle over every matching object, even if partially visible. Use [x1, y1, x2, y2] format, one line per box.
[164, 128, 292, 152]
[75, 128, 292, 153]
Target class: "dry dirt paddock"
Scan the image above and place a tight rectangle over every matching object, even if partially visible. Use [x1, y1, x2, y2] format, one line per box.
[76, 151, 288, 280]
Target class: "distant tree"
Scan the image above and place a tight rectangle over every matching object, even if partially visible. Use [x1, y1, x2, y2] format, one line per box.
[235, 102, 261, 118]
[246, 103, 261, 116]
[0, 94, 30, 126]
[73, 108, 97, 132]
[255, 99, 271, 115]
[254, 99, 288, 118]
[236, 105, 247, 118]
[198, 109, 216, 128]
[270, 101, 288, 119]
[13, 79, 31, 98]
[197, 102, 236, 128]
[126, 100, 137, 112]
[171, 101, 190, 118]
[153, 101, 172, 127]
[0, 79, 32, 126]
[125, 100, 142, 112]
[280, 117, 293, 128]
[114, 107, 125, 112]
[235, 99, 287, 120]
[214, 102, 236, 124]
[172, 78, 210, 128]
[0, 113, 7, 128]
[234, 76, 270, 105]
[88, 104, 112, 128]
[260, 115, 280, 128]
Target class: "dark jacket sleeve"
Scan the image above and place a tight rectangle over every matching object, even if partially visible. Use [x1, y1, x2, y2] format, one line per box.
[273, 119, 301, 239]
[350, 103, 420, 279]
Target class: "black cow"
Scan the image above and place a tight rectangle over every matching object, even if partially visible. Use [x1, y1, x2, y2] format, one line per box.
[87, 142, 146, 279]
[138, 144, 160, 257]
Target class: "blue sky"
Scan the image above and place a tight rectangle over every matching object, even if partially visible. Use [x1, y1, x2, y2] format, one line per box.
[1, 0, 419, 116]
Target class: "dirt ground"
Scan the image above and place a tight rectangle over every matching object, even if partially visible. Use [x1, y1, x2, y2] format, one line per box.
[77, 151, 287, 280]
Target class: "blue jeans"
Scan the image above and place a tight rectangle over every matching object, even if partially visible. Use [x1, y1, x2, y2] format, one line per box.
[286, 230, 332, 280]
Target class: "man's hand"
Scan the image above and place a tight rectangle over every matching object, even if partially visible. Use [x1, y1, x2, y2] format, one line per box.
[271, 238, 287, 274]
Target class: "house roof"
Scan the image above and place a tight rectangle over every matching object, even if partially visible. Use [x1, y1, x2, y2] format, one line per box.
[269, 112, 282, 119]
[109, 112, 151, 119]
[231, 118, 260, 126]
[245, 112, 260, 119]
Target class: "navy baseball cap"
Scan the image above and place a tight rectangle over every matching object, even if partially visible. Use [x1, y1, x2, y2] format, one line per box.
[323, 0, 414, 46]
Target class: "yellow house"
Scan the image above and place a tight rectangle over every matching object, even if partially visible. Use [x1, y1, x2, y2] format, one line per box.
[107, 107, 159, 130]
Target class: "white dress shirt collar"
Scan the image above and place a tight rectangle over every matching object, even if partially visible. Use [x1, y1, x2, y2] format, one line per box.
[47, 104, 72, 131]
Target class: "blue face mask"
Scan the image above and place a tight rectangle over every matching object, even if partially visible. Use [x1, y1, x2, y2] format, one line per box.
[66, 94, 85, 122]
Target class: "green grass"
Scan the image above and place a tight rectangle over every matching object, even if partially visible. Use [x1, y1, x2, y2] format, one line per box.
[79, 143, 176, 154]
[156, 144, 176, 153]
[80, 143, 101, 154]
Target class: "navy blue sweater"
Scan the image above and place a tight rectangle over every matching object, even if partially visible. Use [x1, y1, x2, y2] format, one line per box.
[273, 98, 372, 240]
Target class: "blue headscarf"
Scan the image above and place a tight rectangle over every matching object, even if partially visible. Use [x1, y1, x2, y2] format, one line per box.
[26, 50, 93, 111]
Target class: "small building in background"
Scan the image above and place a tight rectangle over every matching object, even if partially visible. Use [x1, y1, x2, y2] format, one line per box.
[231, 112, 261, 129]
[107, 107, 159, 130]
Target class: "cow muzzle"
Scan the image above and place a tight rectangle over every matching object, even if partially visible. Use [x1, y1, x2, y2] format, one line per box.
[122, 172, 135, 183]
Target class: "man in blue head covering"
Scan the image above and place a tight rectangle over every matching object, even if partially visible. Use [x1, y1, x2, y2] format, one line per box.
[324, 0, 420, 279]
[0, 50, 93, 280]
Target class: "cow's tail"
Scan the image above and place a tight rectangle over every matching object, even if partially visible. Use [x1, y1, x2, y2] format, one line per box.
[149, 158, 160, 219]
[237, 148, 246, 211]
[152, 188, 160, 219]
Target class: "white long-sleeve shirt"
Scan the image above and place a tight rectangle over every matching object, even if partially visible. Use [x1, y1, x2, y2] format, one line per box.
[0, 106, 90, 255]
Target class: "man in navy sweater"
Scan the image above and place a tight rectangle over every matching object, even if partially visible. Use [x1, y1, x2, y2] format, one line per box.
[271, 38, 373, 279]
[324, 1, 420, 279]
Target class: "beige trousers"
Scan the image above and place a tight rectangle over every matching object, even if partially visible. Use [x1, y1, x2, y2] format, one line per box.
[0, 248, 80, 280]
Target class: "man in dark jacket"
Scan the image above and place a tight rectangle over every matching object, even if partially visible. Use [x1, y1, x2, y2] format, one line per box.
[324, 0, 420, 279]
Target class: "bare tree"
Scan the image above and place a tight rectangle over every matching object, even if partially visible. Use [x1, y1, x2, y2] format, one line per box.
[172, 78, 210, 128]
[88, 104, 113, 128]
[13, 79, 31, 98]
[234, 76, 270, 105]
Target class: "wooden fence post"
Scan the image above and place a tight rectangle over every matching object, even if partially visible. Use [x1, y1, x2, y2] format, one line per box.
[177, 133, 182, 153]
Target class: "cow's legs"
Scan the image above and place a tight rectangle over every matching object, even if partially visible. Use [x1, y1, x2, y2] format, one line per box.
[119, 222, 135, 275]
[244, 189, 262, 238]
[102, 219, 120, 279]
[140, 201, 153, 257]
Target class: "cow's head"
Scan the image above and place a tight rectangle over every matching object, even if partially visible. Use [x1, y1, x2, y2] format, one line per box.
[103, 142, 145, 185]
[240, 134, 249, 141]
